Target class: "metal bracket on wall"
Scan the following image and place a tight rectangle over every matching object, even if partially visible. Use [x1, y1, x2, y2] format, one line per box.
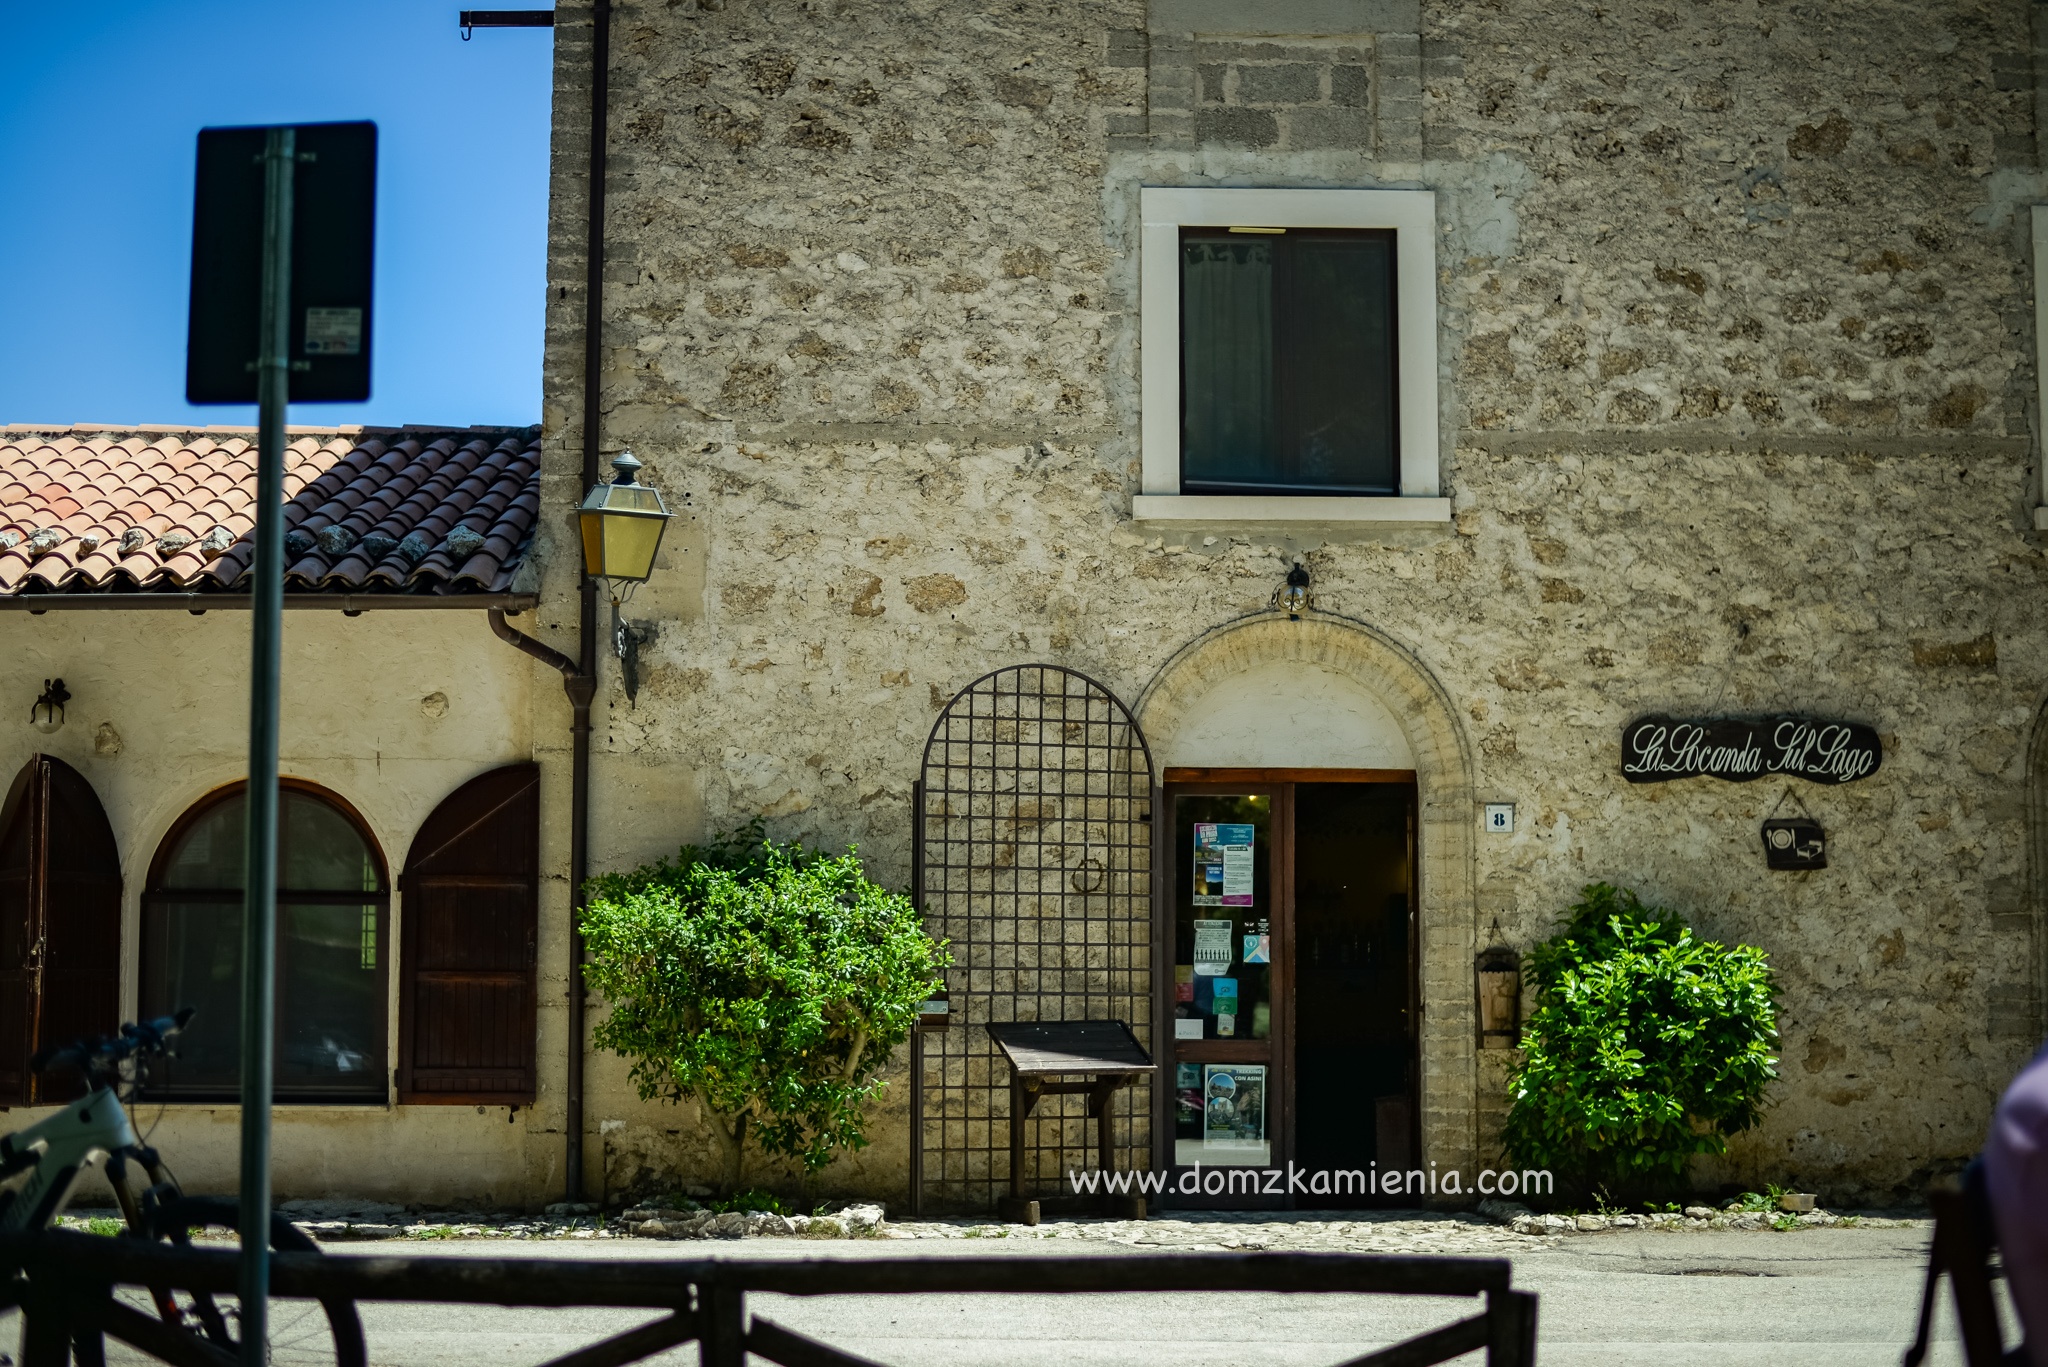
[610, 600, 659, 706]
[459, 10, 555, 39]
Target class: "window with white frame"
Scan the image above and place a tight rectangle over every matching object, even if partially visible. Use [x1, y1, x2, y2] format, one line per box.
[1138, 187, 1446, 522]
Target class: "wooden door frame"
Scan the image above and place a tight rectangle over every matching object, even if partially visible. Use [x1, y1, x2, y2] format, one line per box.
[1153, 766, 1419, 1208]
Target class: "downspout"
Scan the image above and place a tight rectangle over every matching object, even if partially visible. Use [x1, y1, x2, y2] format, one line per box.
[486, 605, 593, 1207]
[484, 0, 610, 1207]
[570, 0, 612, 1209]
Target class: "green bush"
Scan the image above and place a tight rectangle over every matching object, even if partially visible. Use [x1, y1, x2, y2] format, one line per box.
[709, 1188, 787, 1215]
[1501, 884, 1779, 1200]
[582, 822, 948, 1190]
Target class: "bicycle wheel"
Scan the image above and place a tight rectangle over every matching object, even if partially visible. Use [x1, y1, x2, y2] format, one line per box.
[136, 1195, 367, 1367]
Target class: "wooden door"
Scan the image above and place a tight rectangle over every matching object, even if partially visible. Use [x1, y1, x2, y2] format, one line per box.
[397, 764, 538, 1103]
[0, 755, 122, 1105]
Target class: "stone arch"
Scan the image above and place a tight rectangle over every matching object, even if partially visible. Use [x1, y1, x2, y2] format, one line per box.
[1135, 610, 1481, 1176]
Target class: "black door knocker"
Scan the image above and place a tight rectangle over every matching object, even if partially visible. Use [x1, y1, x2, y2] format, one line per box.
[1761, 789, 1826, 870]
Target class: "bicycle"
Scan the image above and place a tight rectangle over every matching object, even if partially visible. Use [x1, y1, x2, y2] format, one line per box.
[0, 1010, 365, 1366]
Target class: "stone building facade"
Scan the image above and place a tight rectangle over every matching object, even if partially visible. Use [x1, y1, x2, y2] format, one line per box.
[518, 0, 2048, 1206]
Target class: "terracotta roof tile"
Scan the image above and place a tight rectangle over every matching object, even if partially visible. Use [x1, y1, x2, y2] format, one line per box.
[0, 424, 541, 597]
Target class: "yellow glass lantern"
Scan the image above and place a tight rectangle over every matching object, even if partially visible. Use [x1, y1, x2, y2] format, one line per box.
[578, 451, 672, 587]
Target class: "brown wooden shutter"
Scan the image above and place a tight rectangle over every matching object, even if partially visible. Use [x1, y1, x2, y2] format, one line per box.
[398, 763, 538, 1103]
[0, 755, 122, 1106]
[0, 763, 36, 1106]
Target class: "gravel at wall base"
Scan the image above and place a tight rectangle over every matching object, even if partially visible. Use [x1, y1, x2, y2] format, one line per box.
[51, 1200, 1925, 1247]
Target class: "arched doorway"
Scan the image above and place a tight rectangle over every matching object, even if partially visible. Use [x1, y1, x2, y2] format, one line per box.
[0, 754, 121, 1103]
[913, 665, 1155, 1214]
[1137, 613, 1479, 1189]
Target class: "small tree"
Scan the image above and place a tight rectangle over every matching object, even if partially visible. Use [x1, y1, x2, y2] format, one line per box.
[581, 823, 947, 1190]
[1501, 884, 1779, 1201]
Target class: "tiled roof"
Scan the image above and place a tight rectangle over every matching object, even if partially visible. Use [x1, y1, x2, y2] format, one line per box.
[0, 425, 540, 596]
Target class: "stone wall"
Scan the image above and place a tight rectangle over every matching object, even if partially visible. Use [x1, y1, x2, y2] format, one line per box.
[543, 0, 2048, 1202]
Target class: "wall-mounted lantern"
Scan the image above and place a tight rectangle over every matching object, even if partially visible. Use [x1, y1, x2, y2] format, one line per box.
[1276, 562, 1312, 619]
[1475, 928, 1521, 1050]
[577, 451, 673, 596]
[29, 678, 69, 734]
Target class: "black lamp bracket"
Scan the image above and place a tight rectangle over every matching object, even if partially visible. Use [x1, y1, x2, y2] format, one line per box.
[30, 677, 70, 724]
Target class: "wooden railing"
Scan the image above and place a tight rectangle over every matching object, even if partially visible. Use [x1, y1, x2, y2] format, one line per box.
[5, 1228, 1539, 1367]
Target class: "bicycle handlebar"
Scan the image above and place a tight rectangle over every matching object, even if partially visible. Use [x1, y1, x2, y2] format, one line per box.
[30, 1007, 195, 1079]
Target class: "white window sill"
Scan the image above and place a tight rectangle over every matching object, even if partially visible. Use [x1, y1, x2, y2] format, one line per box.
[1132, 495, 1453, 524]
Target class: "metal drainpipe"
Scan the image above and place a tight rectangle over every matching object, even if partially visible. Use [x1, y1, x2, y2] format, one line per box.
[567, 0, 611, 1206]
[485, 608, 591, 1206]
[472, 0, 607, 1207]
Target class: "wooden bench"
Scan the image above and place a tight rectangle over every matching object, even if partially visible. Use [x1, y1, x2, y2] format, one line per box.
[985, 1020, 1155, 1225]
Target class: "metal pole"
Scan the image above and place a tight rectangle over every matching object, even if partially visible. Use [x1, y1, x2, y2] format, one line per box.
[238, 123, 294, 1365]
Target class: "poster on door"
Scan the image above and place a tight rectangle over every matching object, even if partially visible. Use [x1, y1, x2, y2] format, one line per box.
[1192, 918, 1233, 976]
[1203, 1064, 1267, 1148]
[1193, 823, 1255, 907]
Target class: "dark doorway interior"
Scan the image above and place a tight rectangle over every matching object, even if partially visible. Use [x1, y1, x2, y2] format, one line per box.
[1291, 782, 1415, 1206]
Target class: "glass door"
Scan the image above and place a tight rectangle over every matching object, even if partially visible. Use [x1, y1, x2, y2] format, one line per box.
[1157, 773, 1420, 1210]
[1165, 786, 1286, 1207]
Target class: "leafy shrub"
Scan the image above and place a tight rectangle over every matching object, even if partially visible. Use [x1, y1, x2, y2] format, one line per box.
[582, 822, 948, 1190]
[709, 1188, 787, 1215]
[1501, 883, 1779, 1200]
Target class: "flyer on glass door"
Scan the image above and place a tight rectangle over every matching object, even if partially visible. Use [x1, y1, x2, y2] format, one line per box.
[1192, 822, 1255, 908]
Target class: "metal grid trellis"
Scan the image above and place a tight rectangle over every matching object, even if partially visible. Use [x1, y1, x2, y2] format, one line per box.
[913, 665, 1155, 1214]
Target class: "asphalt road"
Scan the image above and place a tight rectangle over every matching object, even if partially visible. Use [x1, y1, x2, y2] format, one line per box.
[9, 1225, 2007, 1367]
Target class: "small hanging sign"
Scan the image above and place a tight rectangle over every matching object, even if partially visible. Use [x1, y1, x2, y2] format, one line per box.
[1621, 715, 1880, 785]
[1762, 790, 1827, 870]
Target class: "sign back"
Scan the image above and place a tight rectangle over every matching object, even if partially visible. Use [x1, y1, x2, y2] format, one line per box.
[186, 121, 377, 404]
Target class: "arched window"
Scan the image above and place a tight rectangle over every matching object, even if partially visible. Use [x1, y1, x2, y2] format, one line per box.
[140, 781, 389, 1103]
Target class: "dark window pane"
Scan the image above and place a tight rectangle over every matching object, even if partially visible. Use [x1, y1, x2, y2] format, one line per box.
[1277, 234, 1397, 491]
[160, 794, 245, 889]
[277, 902, 382, 1093]
[142, 898, 244, 1092]
[1180, 228, 1398, 496]
[283, 791, 381, 892]
[1181, 237, 1273, 485]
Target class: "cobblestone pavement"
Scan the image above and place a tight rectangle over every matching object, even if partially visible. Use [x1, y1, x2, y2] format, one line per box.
[57, 1198, 1926, 1251]
[880, 1204, 1925, 1250]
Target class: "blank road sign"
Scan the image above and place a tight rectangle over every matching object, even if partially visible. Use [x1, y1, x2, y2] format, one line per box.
[186, 121, 377, 404]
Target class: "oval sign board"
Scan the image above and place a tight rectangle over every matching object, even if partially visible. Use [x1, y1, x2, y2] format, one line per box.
[1621, 716, 1881, 785]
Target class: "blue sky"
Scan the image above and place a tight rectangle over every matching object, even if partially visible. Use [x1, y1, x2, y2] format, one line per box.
[0, 2, 553, 429]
